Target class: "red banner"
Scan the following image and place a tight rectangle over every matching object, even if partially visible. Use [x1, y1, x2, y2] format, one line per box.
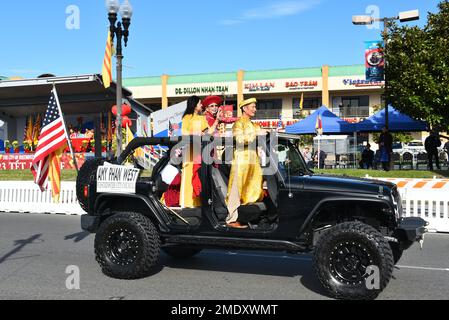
[0, 153, 86, 171]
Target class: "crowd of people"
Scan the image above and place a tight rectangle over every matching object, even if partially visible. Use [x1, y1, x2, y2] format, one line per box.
[69, 128, 95, 139]
[300, 126, 449, 172]
[358, 127, 449, 171]
[302, 147, 327, 169]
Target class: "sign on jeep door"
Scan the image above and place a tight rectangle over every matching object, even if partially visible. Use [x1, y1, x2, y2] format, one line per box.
[96, 164, 140, 194]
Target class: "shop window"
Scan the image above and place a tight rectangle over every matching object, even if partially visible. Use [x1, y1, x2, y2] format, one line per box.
[333, 96, 370, 117]
[253, 99, 282, 120]
[292, 97, 321, 119]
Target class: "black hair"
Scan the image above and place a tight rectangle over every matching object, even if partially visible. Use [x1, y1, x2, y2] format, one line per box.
[183, 96, 201, 118]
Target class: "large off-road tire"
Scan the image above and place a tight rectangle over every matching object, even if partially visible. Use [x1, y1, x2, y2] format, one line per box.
[162, 246, 202, 259]
[94, 212, 161, 279]
[76, 158, 105, 212]
[314, 222, 394, 300]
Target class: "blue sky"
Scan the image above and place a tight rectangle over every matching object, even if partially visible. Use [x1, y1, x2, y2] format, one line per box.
[0, 0, 441, 79]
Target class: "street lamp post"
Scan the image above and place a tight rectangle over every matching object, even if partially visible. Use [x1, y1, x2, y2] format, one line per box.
[106, 0, 133, 158]
[352, 9, 419, 130]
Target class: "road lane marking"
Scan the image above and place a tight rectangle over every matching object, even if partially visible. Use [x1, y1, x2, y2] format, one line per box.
[397, 265, 449, 272]
[228, 254, 449, 271]
[208, 252, 449, 271]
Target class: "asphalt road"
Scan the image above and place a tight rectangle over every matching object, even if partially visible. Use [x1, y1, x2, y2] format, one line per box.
[0, 213, 448, 300]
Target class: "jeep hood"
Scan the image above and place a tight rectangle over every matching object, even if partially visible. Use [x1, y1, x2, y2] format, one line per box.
[303, 174, 396, 194]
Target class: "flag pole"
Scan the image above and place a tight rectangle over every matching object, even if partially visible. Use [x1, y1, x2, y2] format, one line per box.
[318, 134, 321, 169]
[316, 114, 322, 169]
[52, 85, 79, 173]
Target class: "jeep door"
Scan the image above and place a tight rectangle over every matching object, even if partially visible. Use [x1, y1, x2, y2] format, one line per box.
[271, 140, 315, 238]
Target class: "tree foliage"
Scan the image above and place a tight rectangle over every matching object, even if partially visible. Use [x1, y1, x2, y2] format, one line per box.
[297, 135, 314, 147]
[372, 132, 413, 144]
[370, 105, 414, 143]
[385, 0, 449, 131]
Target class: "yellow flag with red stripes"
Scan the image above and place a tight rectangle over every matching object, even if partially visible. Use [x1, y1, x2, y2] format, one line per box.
[126, 125, 144, 158]
[33, 114, 41, 147]
[49, 147, 65, 203]
[25, 116, 34, 142]
[102, 31, 113, 89]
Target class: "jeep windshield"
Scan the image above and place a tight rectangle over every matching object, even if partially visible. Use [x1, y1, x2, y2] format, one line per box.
[118, 135, 312, 178]
[273, 138, 312, 178]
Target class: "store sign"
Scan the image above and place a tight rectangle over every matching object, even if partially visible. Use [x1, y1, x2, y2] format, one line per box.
[343, 79, 384, 87]
[174, 85, 230, 96]
[285, 80, 319, 90]
[244, 82, 275, 92]
[0, 154, 85, 171]
[342, 117, 362, 124]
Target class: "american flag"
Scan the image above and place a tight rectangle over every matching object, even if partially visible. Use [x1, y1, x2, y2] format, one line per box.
[31, 88, 68, 191]
[168, 120, 179, 137]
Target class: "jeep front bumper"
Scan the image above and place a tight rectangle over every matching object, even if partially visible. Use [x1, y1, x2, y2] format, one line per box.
[397, 217, 428, 242]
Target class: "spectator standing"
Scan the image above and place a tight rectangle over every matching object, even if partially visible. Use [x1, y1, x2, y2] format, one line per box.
[378, 127, 393, 171]
[444, 140, 449, 165]
[361, 144, 375, 169]
[303, 147, 313, 168]
[425, 131, 442, 170]
[314, 149, 326, 169]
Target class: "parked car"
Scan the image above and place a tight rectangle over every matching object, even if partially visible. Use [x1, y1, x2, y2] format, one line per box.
[404, 140, 426, 153]
[392, 142, 406, 155]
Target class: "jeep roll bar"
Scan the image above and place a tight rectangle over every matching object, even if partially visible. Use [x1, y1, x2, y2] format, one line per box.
[118, 133, 307, 167]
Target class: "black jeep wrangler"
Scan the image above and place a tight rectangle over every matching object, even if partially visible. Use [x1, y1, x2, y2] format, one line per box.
[77, 134, 427, 300]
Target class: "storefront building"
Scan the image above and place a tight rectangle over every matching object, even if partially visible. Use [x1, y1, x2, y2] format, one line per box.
[0, 65, 427, 150]
[123, 64, 386, 125]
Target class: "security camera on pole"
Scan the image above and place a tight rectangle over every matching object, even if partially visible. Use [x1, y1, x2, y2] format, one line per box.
[106, 0, 133, 158]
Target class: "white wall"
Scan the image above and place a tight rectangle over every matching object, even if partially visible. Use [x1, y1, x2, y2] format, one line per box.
[0, 117, 30, 144]
[282, 97, 294, 119]
[16, 117, 26, 143]
[0, 118, 6, 141]
[6, 118, 17, 141]
[369, 93, 382, 112]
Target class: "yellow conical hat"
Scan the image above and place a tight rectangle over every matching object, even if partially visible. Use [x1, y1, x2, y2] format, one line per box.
[239, 98, 257, 109]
